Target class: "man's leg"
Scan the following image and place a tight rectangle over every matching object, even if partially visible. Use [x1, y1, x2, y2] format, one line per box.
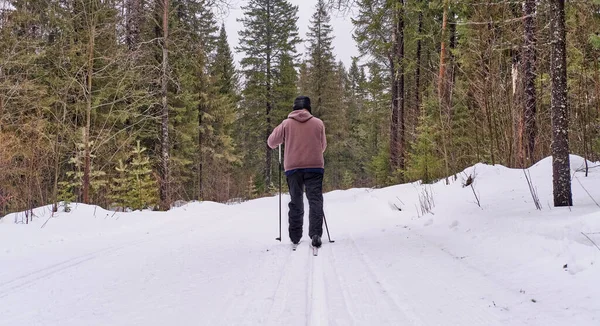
[305, 172, 324, 239]
[286, 172, 304, 243]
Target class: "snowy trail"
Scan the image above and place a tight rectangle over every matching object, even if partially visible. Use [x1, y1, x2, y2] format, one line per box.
[2, 156, 599, 325]
[0, 210, 594, 325]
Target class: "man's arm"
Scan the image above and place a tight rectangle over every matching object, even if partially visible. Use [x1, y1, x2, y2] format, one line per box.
[267, 121, 285, 149]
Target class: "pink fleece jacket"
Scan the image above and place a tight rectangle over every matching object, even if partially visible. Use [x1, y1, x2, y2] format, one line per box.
[267, 110, 327, 172]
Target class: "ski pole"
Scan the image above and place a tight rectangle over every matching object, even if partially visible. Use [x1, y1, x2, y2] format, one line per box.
[276, 145, 282, 242]
[323, 214, 335, 243]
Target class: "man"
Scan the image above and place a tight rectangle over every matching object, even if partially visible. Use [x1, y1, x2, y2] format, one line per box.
[267, 96, 327, 248]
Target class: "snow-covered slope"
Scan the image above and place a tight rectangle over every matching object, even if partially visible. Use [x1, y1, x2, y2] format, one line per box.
[1, 155, 599, 325]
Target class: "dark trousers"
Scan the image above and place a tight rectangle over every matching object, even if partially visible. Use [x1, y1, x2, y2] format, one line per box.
[286, 171, 324, 243]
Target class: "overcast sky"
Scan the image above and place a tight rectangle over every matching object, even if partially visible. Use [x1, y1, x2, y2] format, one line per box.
[222, 0, 359, 69]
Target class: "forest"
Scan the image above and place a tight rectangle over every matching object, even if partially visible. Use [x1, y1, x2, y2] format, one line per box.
[0, 0, 598, 217]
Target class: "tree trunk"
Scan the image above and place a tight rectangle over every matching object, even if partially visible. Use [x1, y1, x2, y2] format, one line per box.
[197, 44, 206, 201]
[198, 104, 204, 200]
[447, 9, 457, 167]
[438, 0, 450, 182]
[513, 48, 523, 167]
[397, 0, 405, 174]
[390, 0, 405, 176]
[550, 0, 572, 207]
[523, 0, 537, 165]
[415, 7, 423, 118]
[52, 106, 65, 212]
[389, 53, 398, 168]
[127, 0, 142, 50]
[83, 19, 95, 204]
[265, 0, 272, 189]
[438, 0, 448, 102]
[159, 0, 171, 210]
[0, 66, 3, 132]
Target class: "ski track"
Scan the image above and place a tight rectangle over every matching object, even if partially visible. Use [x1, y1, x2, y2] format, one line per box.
[306, 244, 329, 326]
[0, 211, 238, 296]
[0, 232, 177, 299]
[349, 230, 561, 326]
[328, 237, 417, 325]
[1, 228, 559, 326]
[264, 242, 310, 326]
[352, 232, 507, 326]
[3, 205, 596, 324]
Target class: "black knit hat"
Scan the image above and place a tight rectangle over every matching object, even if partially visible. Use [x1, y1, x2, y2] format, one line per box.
[293, 96, 311, 112]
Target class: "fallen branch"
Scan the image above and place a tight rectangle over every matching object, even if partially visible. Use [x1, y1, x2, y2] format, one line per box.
[523, 169, 542, 210]
[461, 171, 480, 207]
[41, 215, 54, 229]
[470, 184, 481, 207]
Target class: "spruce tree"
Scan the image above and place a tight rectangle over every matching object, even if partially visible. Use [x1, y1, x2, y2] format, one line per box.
[129, 141, 158, 210]
[306, 0, 336, 117]
[110, 160, 130, 211]
[109, 142, 157, 211]
[237, 0, 301, 191]
[346, 57, 368, 185]
[187, 16, 238, 202]
[213, 24, 239, 100]
[406, 114, 442, 184]
[273, 53, 299, 127]
[363, 62, 390, 186]
[304, 0, 349, 189]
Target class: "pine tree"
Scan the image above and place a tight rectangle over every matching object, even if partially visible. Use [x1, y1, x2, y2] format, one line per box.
[109, 142, 157, 211]
[129, 141, 158, 210]
[203, 23, 240, 201]
[304, 1, 349, 189]
[406, 113, 442, 184]
[273, 53, 299, 125]
[60, 131, 107, 204]
[297, 62, 311, 95]
[148, 0, 227, 202]
[237, 0, 301, 190]
[363, 62, 390, 186]
[213, 24, 239, 100]
[353, 0, 406, 180]
[306, 0, 336, 117]
[346, 57, 369, 185]
[110, 160, 130, 211]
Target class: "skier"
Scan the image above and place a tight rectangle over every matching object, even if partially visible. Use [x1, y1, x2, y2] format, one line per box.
[267, 96, 327, 249]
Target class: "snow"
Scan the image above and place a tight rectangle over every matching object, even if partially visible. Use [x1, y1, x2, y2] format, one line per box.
[1, 155, 599, 325]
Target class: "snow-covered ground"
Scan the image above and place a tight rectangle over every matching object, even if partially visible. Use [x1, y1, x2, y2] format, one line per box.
[1, 155, 599, 325]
